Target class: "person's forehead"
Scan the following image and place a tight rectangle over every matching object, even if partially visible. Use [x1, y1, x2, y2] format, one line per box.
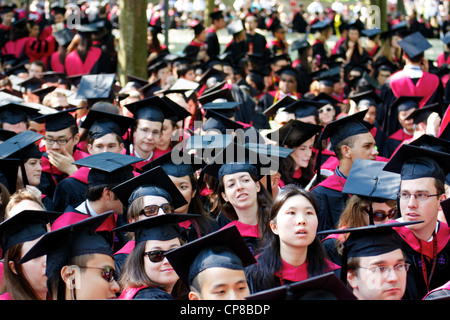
[137, 119, 163, 129]
[359, 248, 405, 266]
[400, 176, 437, 190]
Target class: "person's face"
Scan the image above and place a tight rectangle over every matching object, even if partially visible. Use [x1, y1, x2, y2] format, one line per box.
[198, 29, 207, 42]
[157, 67, 171, 84]
[363, 202, 397, 225]
[24, 158, 42, 186]
[289, 136, 315, 169]
[28, 64, 44, 79]
[72, 254, 120, 300]
[53, 13, 65, 24]
[391, 35, 401, 49]
[132, 195, 172, 223]
[169, 175, 195, 214]
[190, 268, 250, 300]
[2, 121, 28, 134]
[221, 172, 260, 212]
[362, 106, 377, 125]
[278, 74, 297, 94]
[215, 17, 226, 30]
[377, 70, 391, 86]
[348, 249, 408, 300]
[270, 194, 318, 249]
[29, 24, 40, 38]
[49, 96, 70, 110]
[398, 108, 416, 132]
[348, 29, 360, 42]
[184, 69, 197, 82]
[245, 17, 257, 31]
[143, 238, 180, 292]
[399, 178, 445, 236]
[87, 133, 124, 155]
[274, 28, 286, 41]
[18, 237, 48, 299]
[45, 128, 79, 155]
[1, 12, 14, 25]
[157, 119, 176, 150]
[28, 120, 46, 136]
[318, 104, 335, 125]
[346, 132, 379, 161]
[133, 119, 162, 155]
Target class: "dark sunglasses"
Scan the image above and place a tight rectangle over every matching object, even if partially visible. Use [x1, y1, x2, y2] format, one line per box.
[144, 250, 168, 263]
[79, 266, 116, 282]
[140, 203, 174, 217]
[364, 206, 397, 222]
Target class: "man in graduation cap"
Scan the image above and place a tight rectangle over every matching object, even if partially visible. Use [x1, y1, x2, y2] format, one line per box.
[52, 109, 135, 212]
[383, 144, 450, 299]
[244, 14, 267, 57]
[310, 110, 379, 234]
[205, 10, 226, 63]
[0, 102, 41, 134]
[379, 32, 444, 137]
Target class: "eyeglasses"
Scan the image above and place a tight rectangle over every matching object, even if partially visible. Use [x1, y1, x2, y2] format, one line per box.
[363, 206, 397, 222]
[78, 266, 116, 282]
[144, 250, 168, 263]
[137, 127, 161, 137]
[280, 78, 295, 84]
[359, 263, 410, 275]
[44, 136, 74, 145]
[54, 105, 72, 111]
[140, 203, 174, 217]
[318, 106, 334, 114]
[397, 192, 440, 202]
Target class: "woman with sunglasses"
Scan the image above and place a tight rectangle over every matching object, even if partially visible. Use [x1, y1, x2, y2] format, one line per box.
[320, 159, 400, 266]
[245, 185, 340, 294]
[116, 214, 199, 300]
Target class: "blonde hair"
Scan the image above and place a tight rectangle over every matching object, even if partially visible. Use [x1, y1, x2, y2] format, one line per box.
[5, 189, 45, 216]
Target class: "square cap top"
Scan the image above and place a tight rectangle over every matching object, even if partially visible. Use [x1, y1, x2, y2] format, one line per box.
[398, 31, 432, 59]
[53, 28, 75, 47]
[124, 96, 180, 123]
[80, 109, 134, 139]
[141, 148, 205, 177]
[33, 108, 79, 132]
[75, 74, 116, 100]
[0, 102, 41, 125]
[0, 130, 43, 159]
[267, 119, 323, 148]
[263, 95, 298, 118]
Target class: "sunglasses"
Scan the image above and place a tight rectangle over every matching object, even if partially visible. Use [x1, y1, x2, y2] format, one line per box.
[140, 203, 174, 217]
[78, 266, 116, 282]
[364, 206, 397, 222]
[318, 106, 334, 114]
[144, 250, 168, 263]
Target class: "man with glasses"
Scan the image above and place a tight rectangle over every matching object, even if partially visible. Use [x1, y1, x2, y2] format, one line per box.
[383, 143, 450, 299]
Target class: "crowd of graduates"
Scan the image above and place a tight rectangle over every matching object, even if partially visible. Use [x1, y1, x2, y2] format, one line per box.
[1, 0, 450, 304]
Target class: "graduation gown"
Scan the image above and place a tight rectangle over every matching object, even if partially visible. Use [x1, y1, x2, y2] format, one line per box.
[255, 90, 301, 129]
[310, 174, 349, 236]
[221, 220, 260, 256]
[393, 220, 450, 300]
[118, 286, 174, 300]
[64, 46, 110, 76]
[205, 27, 220, 61]
[51, 166, 89, 212]
[245, 32, 267, 56]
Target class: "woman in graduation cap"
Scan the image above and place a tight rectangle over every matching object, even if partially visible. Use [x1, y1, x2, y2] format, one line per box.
[0, 210, 60, 300]
[116, 214, 200, 300]
[183, 20, 209, 68]
[245, 184, 340, 294]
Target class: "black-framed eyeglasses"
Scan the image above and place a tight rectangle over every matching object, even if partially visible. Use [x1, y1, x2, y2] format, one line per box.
[54, 105, 72, 111]
[78, 266, 116, 282]
[44, 136, 74, 145]
[363, 206, 397, 222]
[140, 203, 174, 217]
[144, 250, 168, 263]
[397, 192, 440, 202]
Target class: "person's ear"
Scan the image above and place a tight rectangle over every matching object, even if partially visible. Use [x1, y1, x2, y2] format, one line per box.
[188, 291, 201, 300]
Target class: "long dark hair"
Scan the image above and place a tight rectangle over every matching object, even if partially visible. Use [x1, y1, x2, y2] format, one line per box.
[247, 185, 330, 291]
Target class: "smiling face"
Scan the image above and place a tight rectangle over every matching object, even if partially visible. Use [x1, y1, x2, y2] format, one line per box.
[289, 136, 315, 169]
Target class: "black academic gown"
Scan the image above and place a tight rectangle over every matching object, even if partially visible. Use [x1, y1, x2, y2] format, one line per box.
[51, 170, 88, 212]
[245, 32, 267, 56]
[205, 28, 221, 61]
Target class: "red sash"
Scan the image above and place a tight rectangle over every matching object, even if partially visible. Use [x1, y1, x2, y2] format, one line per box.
[51, 211, 117, 232]
[388, 128, 413, 142]
[312, 174, 346, 192]
[50, 51, 65, 73]
[221, 220, 260, 238]
[390, 70, 439, 108]
[118, 285, 146, 300]
[114, 240, 135, 255]
[64, 47, 102, 76]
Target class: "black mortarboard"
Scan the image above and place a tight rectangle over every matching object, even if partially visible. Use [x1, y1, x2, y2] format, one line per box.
[348, 90, 382, 109]
[0, 158, 19, 193]
[245, 142, 294, 160]
[320, 110, 372, 149]
[182, 134, 233, 157]
[312, 92, 340, 108]
[0, 129, 16, 142]
[0, 130, 43, 159]
[313, 66, 342, 85]
[275, 65, 298, 79]
[0, 5, 14, 14]
[283, 99, 326, 118]
[380, 20, 408, 39]
[246, 272, 357, 300]
[0, 102, 40, 124]
[80, 109, 134, 140]
[0, 210, 61, 252]
[310, 19, 332, 32]
[113, 213, 200, 245]
[138, 78, 161, 98]
[190, 20, 204, 35]
[201, 101, 240, 118]
[390, 95, 422, 112]
[111, 165, 188, 209]
[165, 225, 256, 287]
[263, 95, 298, 118]
[19, 212, 114, 291]
[160, 96, 192, 122]
[197, 68, 227, 86]
[267, 119, 322, 148]
[383, 144, 450, 183]
[75, 74, 116, 101]
[342, 158, 400, 205]
[53, 28, 75, 47]
[209, 10, 224, 21]
[398, 31, 432, 59]
[73, 152, 141, 187]
[73, 23, 99, 34]
[33, 108, 79, 132]
[201, 142, 273, 180]
[125, 96, 179, 123]
[408, 134, 450, 154]
[168, 78, 199, 100]
[361, 28, 382, 39]
[50, 4, 66, 16]
[404, 102, 441, 124]
[142, 148, 204, 177]
[31, 86, 57, 103]
[198, 87, 235, 105]
[148, 60, 168, 75]
[290, 38, 310, 52]
[202, 109, 244, 134]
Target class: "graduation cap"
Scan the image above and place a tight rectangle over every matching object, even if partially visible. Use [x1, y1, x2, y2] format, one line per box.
[0, 130, 43, 159]
[139, 78, 161, 98]
[404, 102, 441, 124]
[0, 128, 16, 142]
[72, 152, 142, 187]
[124, 96, 179, 123]
[246, 272, 357, 300]
[398, 31, 432, 59]
[18, 212, 115, 298]
[275, 65, 298, 79]
[141, 148, 205, 177]
[346, 20, 365, 32]
[148, 60, 168, 75]
[189, 20, 205, 35]
[361, 28, 382, 39]
[262, 95, 298, 118]
[267, 119, 322, 148]
[312, 92, 340, 108]
[290, 38, 310, 52]
[31, 85, 57, 103]
[197, 67, 227, 86]
[33, 108, 79, 132]
[75, 74, 116, 101]
[0, 5, 14, 14]
[320, 109, 373, 149]
[0, 210, 61, 252]
[383, 143, 450, 183]
[0, 102, 41, 125]
[209, 10, 224, 20]
[50, 3, 66, 16]
[53, 28, 75, 47]
[244, 142, 294, 160]
[111, 165, 188, 209]
[380, 20, 408, 39]
[310, 19, 332, 32]
[409, 134, 450, 154]
[201, 142, 274, 180]
[343, 159, 400, 225]
[201, 101, 240, 118]
[389, 95, 422, 113]
[182, 134, 233, 158]
[165, 225, 256, 287]
[72, 23, 99, 34]
[348, 90, 382, 109]
[202, 109, 245, 134]
[167, 78, 200, 100]
[198, 87, 235, 105]
[80, 109, 134, 140]
[227, 19, 244, 35]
